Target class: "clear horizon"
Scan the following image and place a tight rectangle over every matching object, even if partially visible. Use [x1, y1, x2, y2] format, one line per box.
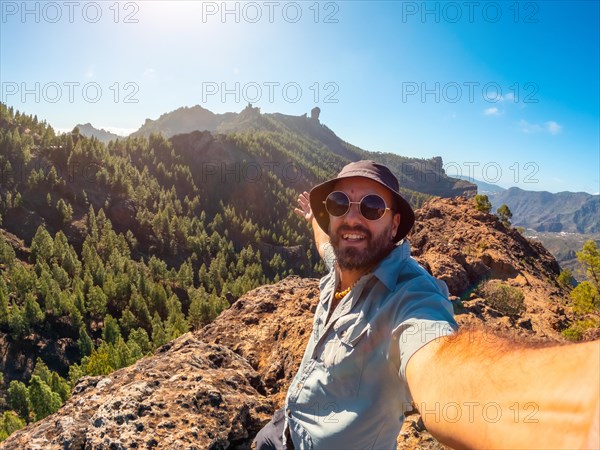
[1, 1, 598, 194]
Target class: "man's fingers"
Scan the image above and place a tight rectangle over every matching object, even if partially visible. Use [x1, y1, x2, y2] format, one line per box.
[294, 191, 313, 222]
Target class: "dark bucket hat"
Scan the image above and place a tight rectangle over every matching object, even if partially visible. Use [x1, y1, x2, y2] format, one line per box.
[309, 160, 415, 242]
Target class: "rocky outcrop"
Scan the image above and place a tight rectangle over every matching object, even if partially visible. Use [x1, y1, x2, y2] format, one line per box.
[1, 197, 584, 449]
[411, 197, 568, 341]
[1, 335, 276, 449]
[310, 107, 320, 122]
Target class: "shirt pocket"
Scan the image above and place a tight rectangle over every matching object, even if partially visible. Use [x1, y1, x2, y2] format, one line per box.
[318, 314, 371, 396]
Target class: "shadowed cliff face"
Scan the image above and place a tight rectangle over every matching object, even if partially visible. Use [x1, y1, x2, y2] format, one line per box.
[1, 197, 581, 449]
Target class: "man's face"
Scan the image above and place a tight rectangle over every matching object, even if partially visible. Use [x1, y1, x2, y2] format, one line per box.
[329, 177, 401, 271]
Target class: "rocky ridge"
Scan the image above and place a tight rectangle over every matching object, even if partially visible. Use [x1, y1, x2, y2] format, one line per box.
[1, 197, 583, 449]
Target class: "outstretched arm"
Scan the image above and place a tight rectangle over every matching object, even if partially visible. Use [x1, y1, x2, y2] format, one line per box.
[294, 191, 330, 260]
[406, 329, 600, 449]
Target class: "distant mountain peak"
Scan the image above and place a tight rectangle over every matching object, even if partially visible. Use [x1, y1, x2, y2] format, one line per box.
[75, 123, 122, 144]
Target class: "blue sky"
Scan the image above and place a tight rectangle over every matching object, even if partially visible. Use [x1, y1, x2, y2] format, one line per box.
[1, 0, 599, 194]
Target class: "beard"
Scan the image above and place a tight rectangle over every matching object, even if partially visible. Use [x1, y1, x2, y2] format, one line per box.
[330, 224, 395, 271]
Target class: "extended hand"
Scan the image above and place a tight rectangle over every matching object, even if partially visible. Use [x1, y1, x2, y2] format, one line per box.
[294, 191, 313, 222]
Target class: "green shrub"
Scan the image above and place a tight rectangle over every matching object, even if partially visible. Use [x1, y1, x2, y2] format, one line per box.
[478, 281, 525, 317]
[474, 194, 492, 213]
[557, 269, 574, 288]
[570, 281, 599, 316]
[0, 411, 26, 442]
[561, 319, 599, 342]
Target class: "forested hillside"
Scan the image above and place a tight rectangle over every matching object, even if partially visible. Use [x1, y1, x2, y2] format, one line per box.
[0, 103, 329, 434]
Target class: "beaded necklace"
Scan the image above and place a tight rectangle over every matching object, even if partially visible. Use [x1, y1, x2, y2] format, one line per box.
[334, 273, 371, 300]
[333, 262, 376, 301]
[333, 283, 356, 300]
[334, 281, 357, 300]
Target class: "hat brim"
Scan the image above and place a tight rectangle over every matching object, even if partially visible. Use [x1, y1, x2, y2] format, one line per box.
[309, 175, 415, 243]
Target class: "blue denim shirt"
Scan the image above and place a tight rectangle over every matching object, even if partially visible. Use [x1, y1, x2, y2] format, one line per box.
[284, 240, 458, 449]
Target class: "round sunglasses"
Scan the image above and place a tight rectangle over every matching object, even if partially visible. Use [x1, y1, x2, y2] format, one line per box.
[324, 191, 392, 221]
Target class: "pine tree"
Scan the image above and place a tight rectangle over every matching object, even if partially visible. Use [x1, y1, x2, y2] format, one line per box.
[50, 372, 70, 402]
[7, 302, 27, 339]
[188, 287, 214, 329]
[77, 325, 94, 357]
[577, 240, 600, 288]
[128, 289, 151, 331]
[82, 343, 114, 376]
[7, 381, 31, 422]
[496, 204, 513, 227]
[0, 411, 26, 440]
[119, 308, 137, 338]
[28, 376, 62, 421]
[30, 226, 54, 265]
[0, 285, 8, 327]
[102, 314, 121, 345]
[23, 292, 44, 327]
[127, 327, 151, 355]
[177, 259, 194, 289]
[151, 312, 167, 349]
[86, 285, 107, 320]
[31, 358, 52, 386]
[165, 294, 188, 340]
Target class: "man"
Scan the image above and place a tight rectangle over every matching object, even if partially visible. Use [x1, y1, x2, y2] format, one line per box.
[255, 160, 599, 449]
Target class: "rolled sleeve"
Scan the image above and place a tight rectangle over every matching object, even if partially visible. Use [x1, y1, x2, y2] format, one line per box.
[396, 318, 457, 381]
[390, 273, 459, 381]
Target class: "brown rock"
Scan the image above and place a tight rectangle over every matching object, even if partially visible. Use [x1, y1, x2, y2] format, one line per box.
[1, 337, 273, 449]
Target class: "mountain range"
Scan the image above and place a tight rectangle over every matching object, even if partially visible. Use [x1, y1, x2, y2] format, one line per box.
[76, 104, 476, 199]
[490, 187, 599, 234]
[76, 105, 598, 236]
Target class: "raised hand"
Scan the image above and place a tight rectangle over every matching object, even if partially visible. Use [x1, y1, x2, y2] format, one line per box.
[294, 191, 313, 222]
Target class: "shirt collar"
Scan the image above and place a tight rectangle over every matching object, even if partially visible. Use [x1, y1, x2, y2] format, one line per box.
[371, 240, 411, 291]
